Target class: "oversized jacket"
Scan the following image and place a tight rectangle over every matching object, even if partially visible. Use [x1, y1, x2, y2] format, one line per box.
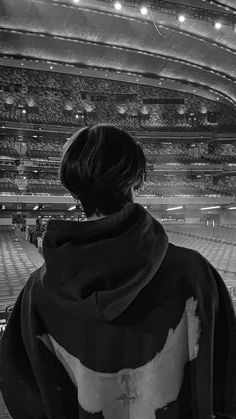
[0, 203, 236, 419]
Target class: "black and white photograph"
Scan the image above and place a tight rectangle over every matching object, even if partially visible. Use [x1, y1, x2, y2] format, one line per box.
[0, 0, 236, 418]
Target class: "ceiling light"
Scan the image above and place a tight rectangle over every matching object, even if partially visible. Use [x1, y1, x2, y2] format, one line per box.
[68, 205, 76, 211]
[75, 114, 79, 119]
[178, 15, 186, 23]
[21, 63, 24, 66]
[228, 207, 236, 210]
[166, 206, 183, 211]
[114, 2, 122, 10]
[22, 109, 26, 114]
[214, 22, 222, 29]
[200, 206, 220, 210]
[50, 66, 53, 70]
[33, 205, 39, 211]
[73, 0, 79, 3]
[140, 6, 148, 15]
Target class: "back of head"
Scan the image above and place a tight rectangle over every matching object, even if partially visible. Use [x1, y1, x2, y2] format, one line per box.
[59, 124, 146, 217]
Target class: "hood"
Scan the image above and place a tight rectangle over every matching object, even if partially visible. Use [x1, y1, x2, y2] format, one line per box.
[41, 203, 168, 322]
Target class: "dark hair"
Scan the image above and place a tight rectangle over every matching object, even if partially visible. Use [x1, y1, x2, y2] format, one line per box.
[59, 124, 146, 217]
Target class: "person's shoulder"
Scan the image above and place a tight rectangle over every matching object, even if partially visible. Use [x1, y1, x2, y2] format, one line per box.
[27, 263, 46, 288]
[164, 242, 207, 271]
[163, 242, 219, 293]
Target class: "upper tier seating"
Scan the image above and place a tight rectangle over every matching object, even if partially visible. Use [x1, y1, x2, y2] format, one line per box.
[0, 66, 236, 131]
[0, 182, 19, 193]
[27, 184, 68, 195]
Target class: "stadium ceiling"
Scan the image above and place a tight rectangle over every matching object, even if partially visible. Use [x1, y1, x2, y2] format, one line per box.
[0, 0, 236, 107]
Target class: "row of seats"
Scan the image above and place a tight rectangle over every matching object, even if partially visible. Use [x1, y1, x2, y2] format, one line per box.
[27, 149, 60, 158]
[166, 230, 236, 277]
[0, 182, 19, 193]
[0, 147, 19, 158]
[27, 184, 68, 195]
[164, 224, 236, 244]
[0, 227, 35, 301]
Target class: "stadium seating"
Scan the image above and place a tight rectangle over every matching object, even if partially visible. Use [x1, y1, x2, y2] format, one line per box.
[0, 171, 19, 194]
[27, 184, 67, 195]
[26, 137, 63, 158]
[0, 183, 19, 193]
[0, 227, 38, 306]
[26, 172, 68, 195]
[0, 138, 19, 159]
[0, 66, 236, 131]
[164, 224, 236, 281]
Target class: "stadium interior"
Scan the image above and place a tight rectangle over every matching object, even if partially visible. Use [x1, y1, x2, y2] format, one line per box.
[0, 0, 236, 416]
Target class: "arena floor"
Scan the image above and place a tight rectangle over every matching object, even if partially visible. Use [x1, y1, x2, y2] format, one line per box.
[0, 225, 235, 417]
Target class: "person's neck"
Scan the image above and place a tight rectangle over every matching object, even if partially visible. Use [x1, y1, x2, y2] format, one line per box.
[86, 199, 134, 221]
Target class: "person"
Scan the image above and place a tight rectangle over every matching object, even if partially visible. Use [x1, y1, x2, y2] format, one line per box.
[0, 124, 236, 419]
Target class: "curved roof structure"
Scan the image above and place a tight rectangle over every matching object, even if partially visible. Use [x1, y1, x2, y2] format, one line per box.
[0, 0, 236, 108]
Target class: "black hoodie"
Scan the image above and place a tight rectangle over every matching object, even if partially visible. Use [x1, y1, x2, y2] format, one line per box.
[0, 203, 236, 419]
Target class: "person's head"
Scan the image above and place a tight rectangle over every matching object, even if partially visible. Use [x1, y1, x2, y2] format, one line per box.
[59, 124, 146, 218]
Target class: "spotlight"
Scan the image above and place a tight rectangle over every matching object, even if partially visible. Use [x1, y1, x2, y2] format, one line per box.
[50, 66, 53, 70]
[140, 6, 148, 15]
[114, 2, 122, 10]
[178, 15, 186, 23]
[22, 109, 26, 114]
[214, 22, 222, 29]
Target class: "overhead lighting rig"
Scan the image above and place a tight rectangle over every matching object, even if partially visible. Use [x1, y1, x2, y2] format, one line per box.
[50, 1, 236, 27]
[105, 0, 236, 27]
[201, 0, 236, 15]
